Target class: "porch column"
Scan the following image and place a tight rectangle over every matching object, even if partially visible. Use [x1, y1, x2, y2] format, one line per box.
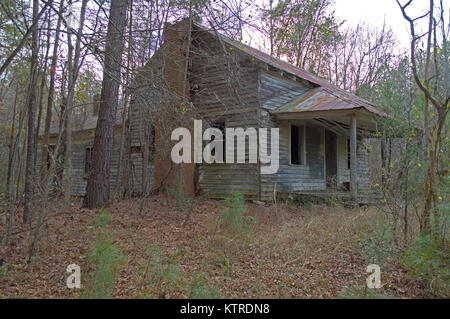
[350, 114, 357, 198]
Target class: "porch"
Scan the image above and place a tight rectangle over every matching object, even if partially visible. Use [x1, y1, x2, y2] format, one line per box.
[269, 86, 387, 200]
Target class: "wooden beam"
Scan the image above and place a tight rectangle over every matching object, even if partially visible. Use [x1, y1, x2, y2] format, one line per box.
[324, 119, 349, 136]
[350, 114, 357, 198]
[273, 110, 354, 119]
[318, 118, 348, 136]
[311, 119, 343, 136]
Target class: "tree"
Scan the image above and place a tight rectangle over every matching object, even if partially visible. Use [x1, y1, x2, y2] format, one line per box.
[23, 0, 40, 224]
[259, 0, 340, 73]
[397, 0, 449, 232]
[83, 0, 128, 208]
[64, 0, 89, 203]
[327, 23, 397, 93]
[40, 0, 65, 186]
[0, 0, 51, 77]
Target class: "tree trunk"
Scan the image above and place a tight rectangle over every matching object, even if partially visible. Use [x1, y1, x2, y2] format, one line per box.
[83, 0, 128, 208]
[64, 0, 88, 203]
[115, 0, 133, 198]
[23, 0, 40, 224]
[6, 84, 19, 197]
[34, 11, 51, 183]
[40, 0, 64, 185]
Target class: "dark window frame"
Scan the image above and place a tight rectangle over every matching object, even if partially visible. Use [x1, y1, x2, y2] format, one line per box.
[290, 123, 306, 165]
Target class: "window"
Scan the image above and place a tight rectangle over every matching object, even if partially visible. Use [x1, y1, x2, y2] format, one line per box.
[347, 138, 351, 169]
[290, 124, 305, 165]
[130, 145, 142, 154]
[85, 147, 94, 174]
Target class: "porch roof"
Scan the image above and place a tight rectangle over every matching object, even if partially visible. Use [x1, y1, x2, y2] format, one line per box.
[271, 87, 388, 118]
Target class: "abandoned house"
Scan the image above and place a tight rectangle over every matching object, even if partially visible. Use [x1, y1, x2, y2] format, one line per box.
[37, 19, 387, 202]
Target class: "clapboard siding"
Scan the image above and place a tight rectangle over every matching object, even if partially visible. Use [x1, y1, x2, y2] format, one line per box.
[260, 72, 312, 110]
[129, 63, 162, 148]
[258, 71, 324, 200]
[61, 133, 123, 196]
[36, 128, 153, 197]
[336, 136, 371, 191]
[261, 119, 326, 200]
[190, 32, 260, 199]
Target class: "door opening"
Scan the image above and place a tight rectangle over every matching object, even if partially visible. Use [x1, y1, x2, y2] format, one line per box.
[325, 129, 337, 189]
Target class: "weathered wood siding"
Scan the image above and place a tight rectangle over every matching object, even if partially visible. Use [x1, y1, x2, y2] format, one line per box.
[37, 129, 129, 196]
[260, 72, 312, 111]
[190, 31, 260, 199]
[125, 28, 375, 200]
[65, 133, 122, 196]
[127, 56, 162, 194]
[336, 136, 371, 191]
[129, 58, 162, 148]
[260, 119, 326, 199]
[258, 71, 325, 199]
[128, 152, 154, 194]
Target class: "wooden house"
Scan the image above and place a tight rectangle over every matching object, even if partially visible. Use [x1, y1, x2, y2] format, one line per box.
[38, 19, 387, 202]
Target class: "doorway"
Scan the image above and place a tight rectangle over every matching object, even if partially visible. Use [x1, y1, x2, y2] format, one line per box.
[325, 129, 337, 189]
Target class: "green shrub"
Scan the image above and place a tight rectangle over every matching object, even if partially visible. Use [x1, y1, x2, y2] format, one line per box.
[93, 208, 111, 228]
[217, 192, 256, 240]
[188, 275, 221, 299]
[403, 232, 449, 297]
[141, 244, 184, 297]
[361, 218, 398, 267]
[84, 210, 124, 299]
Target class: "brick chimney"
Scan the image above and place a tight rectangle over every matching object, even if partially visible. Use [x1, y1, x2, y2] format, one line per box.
[153, 19, 196, 195]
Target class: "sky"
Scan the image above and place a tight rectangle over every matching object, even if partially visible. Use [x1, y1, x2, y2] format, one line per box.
[334, 0, 441, 51]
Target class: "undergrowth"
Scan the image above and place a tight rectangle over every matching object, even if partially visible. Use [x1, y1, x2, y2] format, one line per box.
[215, 191, 257, 241]
[83, 209, 124, 298]
[188, 274, 221, 299]
[140, 243, 184, 298]
[402, 231, 449, 297]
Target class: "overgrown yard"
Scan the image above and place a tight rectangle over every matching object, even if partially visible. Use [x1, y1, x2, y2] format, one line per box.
[0, 195, 438, 298]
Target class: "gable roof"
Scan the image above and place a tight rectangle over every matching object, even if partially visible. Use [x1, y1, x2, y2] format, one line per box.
[191, 22, 388, 118]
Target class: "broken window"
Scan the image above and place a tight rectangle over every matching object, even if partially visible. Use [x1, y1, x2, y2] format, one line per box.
[290, 124, 305, 165]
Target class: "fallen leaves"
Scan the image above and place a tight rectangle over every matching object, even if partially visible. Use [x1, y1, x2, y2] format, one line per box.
[0, 196, 426, 298]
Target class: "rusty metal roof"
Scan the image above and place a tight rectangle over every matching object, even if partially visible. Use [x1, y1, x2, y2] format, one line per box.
[271, 87, 388, 117]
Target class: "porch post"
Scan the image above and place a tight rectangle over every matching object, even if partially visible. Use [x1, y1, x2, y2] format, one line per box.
[350, 114, 357, 198]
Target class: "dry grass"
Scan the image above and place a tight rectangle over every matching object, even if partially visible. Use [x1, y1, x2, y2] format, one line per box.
[0, 195, 425, 298]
